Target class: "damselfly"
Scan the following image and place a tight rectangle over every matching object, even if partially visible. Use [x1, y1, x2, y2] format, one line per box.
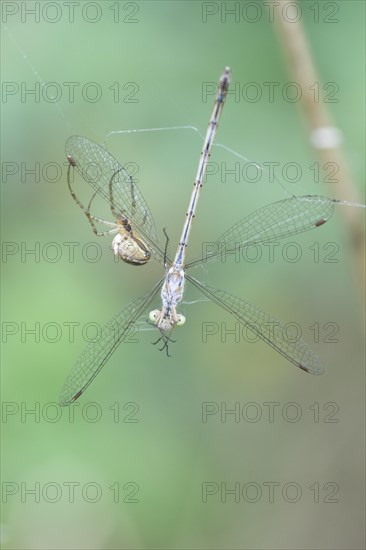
[60, 67, 349, 406]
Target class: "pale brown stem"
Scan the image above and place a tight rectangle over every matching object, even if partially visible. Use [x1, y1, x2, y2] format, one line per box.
[274, 0, 365, 303]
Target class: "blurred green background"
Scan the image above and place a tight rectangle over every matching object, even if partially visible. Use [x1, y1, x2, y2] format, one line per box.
[1, 1, 365, 549]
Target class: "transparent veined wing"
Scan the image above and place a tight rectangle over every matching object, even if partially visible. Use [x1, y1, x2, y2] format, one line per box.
[66, 135, 163, 259]
[59, 278, 163, 406]
[187, 275, 325, 375]
[187, 195, 335, 268]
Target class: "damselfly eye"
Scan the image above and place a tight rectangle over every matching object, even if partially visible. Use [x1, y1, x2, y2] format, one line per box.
[149, 310, 160, 323]
[177, 314, 186, 326]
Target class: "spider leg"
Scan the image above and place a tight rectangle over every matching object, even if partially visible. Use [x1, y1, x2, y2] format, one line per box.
[67, 163, 119, 236]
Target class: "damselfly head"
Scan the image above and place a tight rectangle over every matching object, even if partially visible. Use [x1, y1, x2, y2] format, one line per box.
[149, 309, 186, 332]
[149, 309, 185, 356]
